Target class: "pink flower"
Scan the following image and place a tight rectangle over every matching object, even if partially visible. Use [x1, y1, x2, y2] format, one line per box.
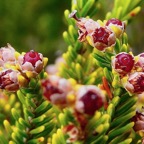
[42, 75, 72, 105]
[87, 27, 116, 51]
[18, 50, 44, 78]
[132, 111, 144, 132]
[69, 11, 116, 51]
[124, 72, 144, 94]
[0, 69, 20, 91]
[135, 53, 144, 72]
[0, 44, 16, 68]
[69, 10, 100, 42]
[106, 18, 125, 37]
[42, 79, 64, 104]
[63, 124, 79, 143]
[75, 85, 105, 115]
[112, 52, 134, 76]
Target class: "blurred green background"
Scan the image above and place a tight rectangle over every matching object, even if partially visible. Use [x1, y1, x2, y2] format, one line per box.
[0, 0, 143, 63]
[0, 0, 70, 63]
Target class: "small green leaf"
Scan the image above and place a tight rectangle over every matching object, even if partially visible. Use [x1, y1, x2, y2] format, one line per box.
[80, 0, 95, 16]
[108, 122, 134, 141]
[11, 108, 20, 121]
[35, 101, 51, 115]
[30, 126, 45, 135]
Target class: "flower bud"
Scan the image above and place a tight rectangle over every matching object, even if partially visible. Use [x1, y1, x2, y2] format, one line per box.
[106, 18, 125, 37]
[42, 75, 72, 105]
[69, 11, 116, 51]
[132, 111, 144, 133]
[75, 85, 105, 115]
[112, 52, 134, 75]
[63, 124, 79, 143]
[18, 50, 44, 78]
[135, 53, 144, 72]
[87, 27, 116, 51]
[124, 72, 144, 94]
[69, 10, 100, 42]
[0, 69, 20, 91]
[0, 44, 16, 68]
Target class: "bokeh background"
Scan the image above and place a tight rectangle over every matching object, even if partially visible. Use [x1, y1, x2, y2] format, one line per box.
[0, 0, 143, 63]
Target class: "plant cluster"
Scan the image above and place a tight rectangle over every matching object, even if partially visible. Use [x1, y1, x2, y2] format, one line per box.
[0, 0, 144, 144]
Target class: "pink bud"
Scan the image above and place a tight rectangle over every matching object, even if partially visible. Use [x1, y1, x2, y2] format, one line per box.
[77, 19, 100, 42]
[42, 79, 64, 104]
[75, 85, 105, 115]
[106, 18, 125, 37]
[42, 76, 72, 105]
[69, 10, 100, 42]
[135, 53, 144, 72]
[23, 50, 41, 66]
[112, 52, 134, 75]
[18, 50, 44, 77]
[0, 44, 16, 67]
[89, 27, 116, 51]
[0, 69, 19, 91]
[124, 72, 144, 94]
[63, 124, 79, 143]
[132, 111, 144, 132]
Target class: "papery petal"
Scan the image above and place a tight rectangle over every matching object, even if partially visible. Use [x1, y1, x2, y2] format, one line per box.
[35, 60, 44, 73]
[124, 72, 144, 94]
[22, 62, 34, 71]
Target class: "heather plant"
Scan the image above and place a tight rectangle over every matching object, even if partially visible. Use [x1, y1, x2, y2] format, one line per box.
[0, 0, 144, 144]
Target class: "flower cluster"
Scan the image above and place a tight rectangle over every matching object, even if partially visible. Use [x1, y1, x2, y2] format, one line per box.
[41, 61, 106, 143]
[42, 74, 105, 115]
[41, 74, 105, 142]
[112, 52, 144, 94]
[69, 10, 125, 51]
[0, 44, 47, 92]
